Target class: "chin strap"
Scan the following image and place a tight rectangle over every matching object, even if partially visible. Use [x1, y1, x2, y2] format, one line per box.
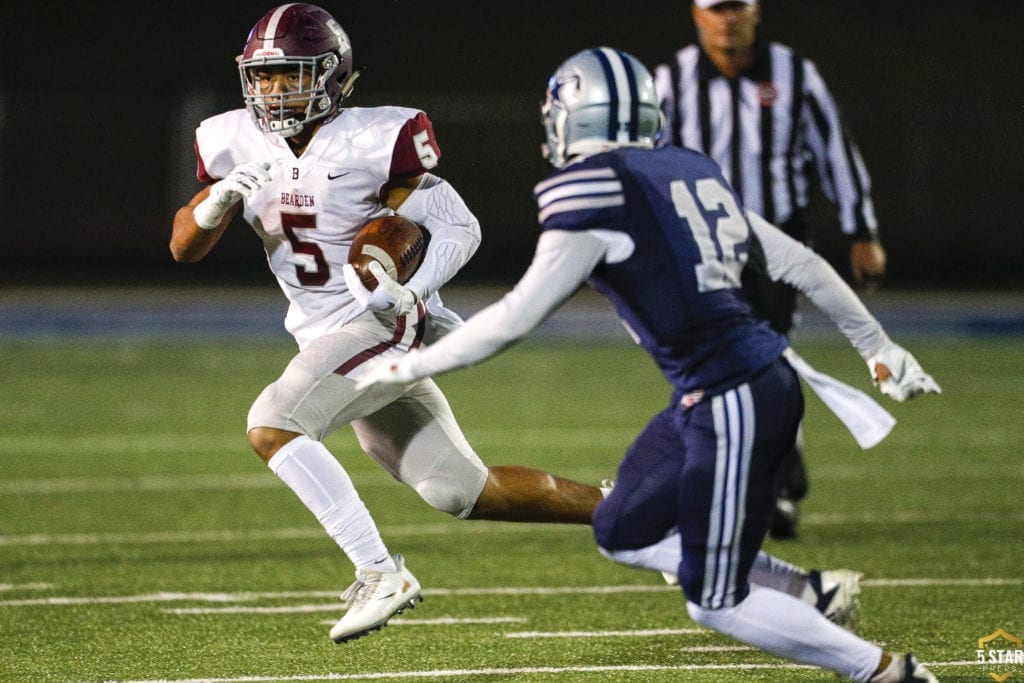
[340, 69, 363, 99]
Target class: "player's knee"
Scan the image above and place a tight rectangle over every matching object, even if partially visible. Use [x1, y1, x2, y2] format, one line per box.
[247, 426, 298, 464]
[414, 476, 477, 518]
[247, 427, 273, 461]
[592, 503, 622, 550]
[597, 545, 645, 568]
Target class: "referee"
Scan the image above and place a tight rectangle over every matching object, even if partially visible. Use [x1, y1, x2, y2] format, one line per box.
[654, 0, 887, 539]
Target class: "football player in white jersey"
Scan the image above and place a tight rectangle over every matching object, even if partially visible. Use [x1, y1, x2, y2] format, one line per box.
[170, 3, 605, 644]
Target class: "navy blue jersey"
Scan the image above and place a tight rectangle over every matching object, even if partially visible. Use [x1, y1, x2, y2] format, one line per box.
[534, 145, 787, 396]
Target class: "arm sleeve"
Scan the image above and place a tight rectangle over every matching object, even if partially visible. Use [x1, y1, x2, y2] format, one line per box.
[396, 173, 482, 301]
[404, 230, 608, 377]
[653, 61, 678, 148]
[746, 209, 890, 359]
[799, 60, 879, 240]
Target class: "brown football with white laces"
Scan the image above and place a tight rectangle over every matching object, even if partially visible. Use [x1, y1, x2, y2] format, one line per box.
[348, 215, 427, 290]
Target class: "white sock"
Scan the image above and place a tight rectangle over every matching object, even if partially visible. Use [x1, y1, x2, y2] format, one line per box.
[749, 551, 809, 597]
[598, 534, 681, 574]
[687, 588, 883, 682]
[601, 541, 809, 598]
[267, 435, 396, 572]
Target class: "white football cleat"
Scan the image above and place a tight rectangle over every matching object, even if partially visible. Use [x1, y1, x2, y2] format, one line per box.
[807, 568, 862, 632]
[870, 653, 938, 683]
[329, 554, 422, 643]
[900, 653, 938, 682]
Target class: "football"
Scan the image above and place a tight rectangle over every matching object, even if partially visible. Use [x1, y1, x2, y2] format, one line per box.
[348, 215, 427, 290]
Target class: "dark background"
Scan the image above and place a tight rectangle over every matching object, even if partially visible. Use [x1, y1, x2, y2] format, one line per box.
[3, 1, 1022, 289]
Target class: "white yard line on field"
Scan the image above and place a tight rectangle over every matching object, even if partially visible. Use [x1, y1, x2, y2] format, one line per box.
[4, 578, 1021, 609]
[862, 577, 1024, 587]
[0, 585, 671, 608]
[99, 663, 818, 682]
[0, 426, 633, 462]
[4, 460, 1022, 495]
[6, 507, 1024, 548]
[0, 472, 281, 495]
[168, 603, 344, 615]
[0, 583, 53, 591]
[0, 591, 332, 607]
[171, 607, 528, 626]
[504, 628, 705, 638]
[89, 660, 991, 683]
[0, 522, 587, 547]
[0, 528, 326, 547]
[316, 617, 528, 626]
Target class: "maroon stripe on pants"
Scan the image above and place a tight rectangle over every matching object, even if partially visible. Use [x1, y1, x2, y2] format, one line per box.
[334, 314, 408, 376]
[410, 302, 426, 349]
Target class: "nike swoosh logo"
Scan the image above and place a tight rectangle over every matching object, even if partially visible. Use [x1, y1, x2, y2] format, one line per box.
[328, 171, 350, 180]
[816, 585, 839, 613]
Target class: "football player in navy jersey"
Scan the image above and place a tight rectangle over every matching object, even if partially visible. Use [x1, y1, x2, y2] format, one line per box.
[357, 48, 939, 682]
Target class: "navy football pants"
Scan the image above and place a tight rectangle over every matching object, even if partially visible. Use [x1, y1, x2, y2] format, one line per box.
[592, 358, 803, 608]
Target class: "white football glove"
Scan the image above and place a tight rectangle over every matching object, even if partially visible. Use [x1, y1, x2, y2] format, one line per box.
[193, 162, 272, 229]
[354, 354, 420, 391]
[867, 341, 942, 402]
[342, 261, 417, 316]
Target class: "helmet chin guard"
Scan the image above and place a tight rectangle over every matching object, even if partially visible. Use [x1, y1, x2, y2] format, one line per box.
[237, 3, 356, 138]
[541, 47, 663, 168]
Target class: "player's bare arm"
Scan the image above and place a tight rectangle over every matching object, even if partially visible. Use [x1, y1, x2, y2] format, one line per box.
[170, 161, 271, 262]
[381, 174, 422, 211]
[170, 184, 239, 263]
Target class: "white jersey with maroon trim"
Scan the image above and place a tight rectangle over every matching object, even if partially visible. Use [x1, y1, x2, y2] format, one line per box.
[194, 106, 449, 349]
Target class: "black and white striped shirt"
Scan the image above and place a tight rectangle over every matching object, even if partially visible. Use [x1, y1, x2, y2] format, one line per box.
[655, 41, 878, 240]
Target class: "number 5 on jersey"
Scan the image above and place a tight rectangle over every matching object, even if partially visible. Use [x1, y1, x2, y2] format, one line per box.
[413, 130, 439, 170]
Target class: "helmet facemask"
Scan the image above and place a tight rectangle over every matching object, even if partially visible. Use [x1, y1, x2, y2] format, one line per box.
[239, 52, 342, 138]
[541, 90, 571, 169]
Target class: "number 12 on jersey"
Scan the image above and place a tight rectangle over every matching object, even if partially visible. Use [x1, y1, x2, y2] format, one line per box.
[670, 178, 749, 293]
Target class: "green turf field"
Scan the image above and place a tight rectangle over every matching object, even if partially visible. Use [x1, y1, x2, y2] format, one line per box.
[1, 339, 1021, 682]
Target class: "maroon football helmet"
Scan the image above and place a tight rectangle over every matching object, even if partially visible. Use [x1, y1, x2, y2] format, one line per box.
[237, 3, 358, 137]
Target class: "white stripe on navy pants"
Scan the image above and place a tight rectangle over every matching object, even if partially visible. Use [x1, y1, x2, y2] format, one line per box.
[702, 385, 755, 609]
